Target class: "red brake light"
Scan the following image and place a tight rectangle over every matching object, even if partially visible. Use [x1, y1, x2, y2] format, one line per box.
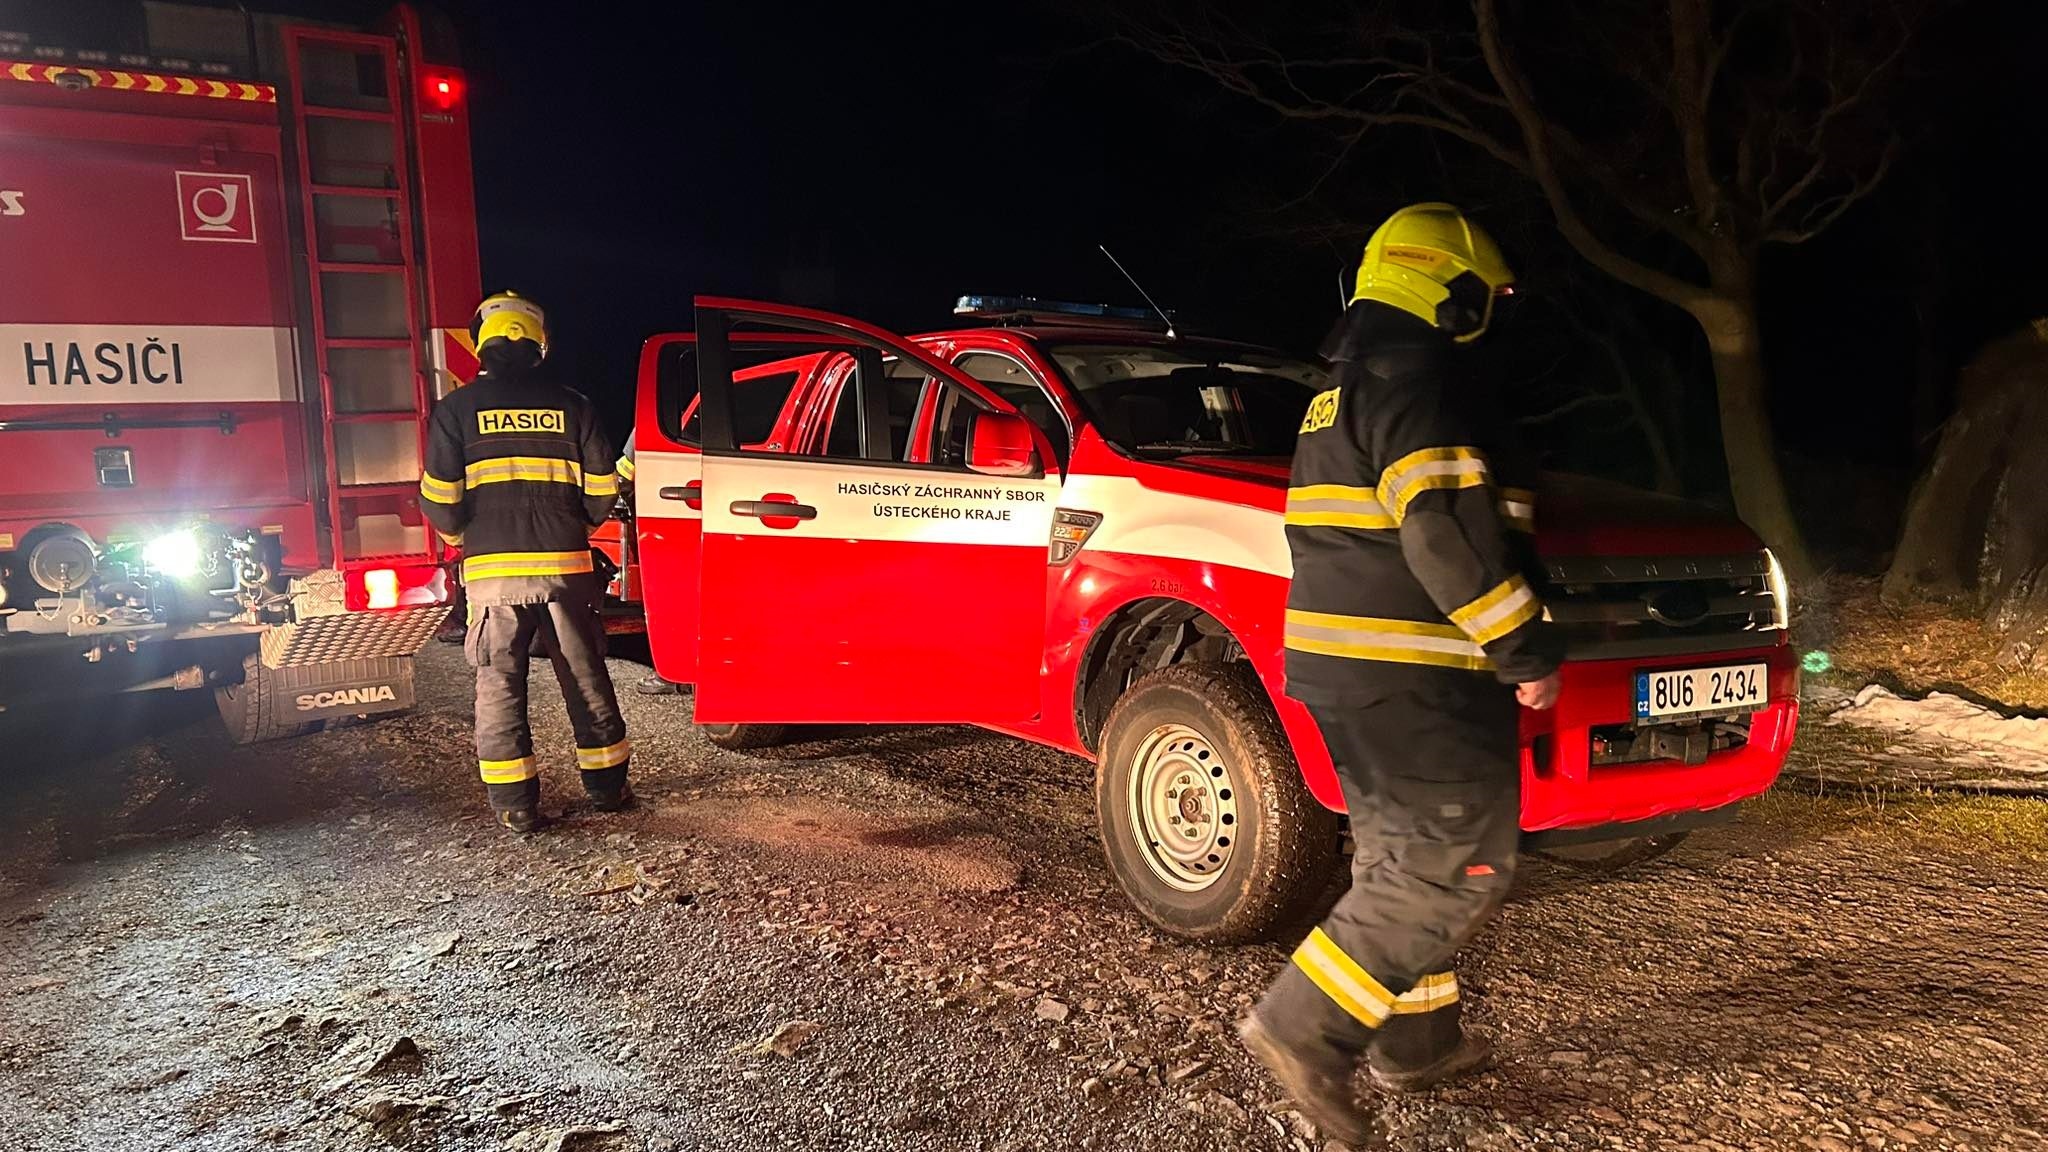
[344, 564, 448, 611]
[423, 69, 464, 112]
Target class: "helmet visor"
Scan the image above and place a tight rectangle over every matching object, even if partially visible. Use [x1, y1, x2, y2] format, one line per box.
[1434, 271, 1497, 340]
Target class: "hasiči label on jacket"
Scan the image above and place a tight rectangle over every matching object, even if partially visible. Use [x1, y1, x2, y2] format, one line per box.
[2, 324, 298, 404]
[476, 408, 565, 435]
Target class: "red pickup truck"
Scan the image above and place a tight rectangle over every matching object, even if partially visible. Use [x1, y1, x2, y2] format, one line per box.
[619, 296, 1799, 942]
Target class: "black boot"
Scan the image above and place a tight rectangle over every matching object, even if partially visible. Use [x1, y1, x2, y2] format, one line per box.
[1367, 998, 1490, 1092]
[587, 785, 635, 813]
[1237, 1015, 1374, 1146]
[1367, 1035, 1492, 1093]
[434, 606, 466, 644]
[582, 763, 633, 812]
[487, 778, 542, 835]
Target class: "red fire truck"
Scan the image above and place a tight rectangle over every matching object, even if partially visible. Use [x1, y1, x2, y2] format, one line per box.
[0, 3, 479, 741]
[625, 296, 1799, 942]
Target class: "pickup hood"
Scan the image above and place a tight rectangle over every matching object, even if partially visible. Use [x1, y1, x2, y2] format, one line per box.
[1535, 473, 1761, 556]
[1138, 457, 1763, 558]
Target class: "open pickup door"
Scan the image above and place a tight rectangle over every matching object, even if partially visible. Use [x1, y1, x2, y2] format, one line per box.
[691, 298, 1061, 725]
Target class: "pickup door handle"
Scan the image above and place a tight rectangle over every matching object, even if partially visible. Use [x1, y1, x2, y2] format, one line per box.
[730, 499, 817, 521]
[657, 481, 703, 510]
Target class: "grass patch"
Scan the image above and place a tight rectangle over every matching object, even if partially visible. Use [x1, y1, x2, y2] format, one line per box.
[1751, 786, 2048, 860]
[1808, 576, 2048, 711]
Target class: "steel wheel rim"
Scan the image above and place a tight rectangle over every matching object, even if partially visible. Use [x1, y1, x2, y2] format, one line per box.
[1127, 722, 1240, 892]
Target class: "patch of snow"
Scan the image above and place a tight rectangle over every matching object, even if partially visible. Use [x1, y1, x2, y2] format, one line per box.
[1801, 685, 1858, 717]
[1828, 685, 2048, 771]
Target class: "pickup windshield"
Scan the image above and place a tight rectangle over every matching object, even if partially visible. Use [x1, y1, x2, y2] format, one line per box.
[1048, 344, 1326, 457]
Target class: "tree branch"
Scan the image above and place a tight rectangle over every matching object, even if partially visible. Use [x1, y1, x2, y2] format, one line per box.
[1665, 0, 1727, 236]
[1473, 0, 1710, 310]
[1109, 19, 1535, 176]
[1764, 134, 1902, 245]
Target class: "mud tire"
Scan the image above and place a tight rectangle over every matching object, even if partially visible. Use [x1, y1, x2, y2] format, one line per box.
[214, 652, 321, 745]
[698, 722, 793, 752]
[1095, 663, 1339, 943]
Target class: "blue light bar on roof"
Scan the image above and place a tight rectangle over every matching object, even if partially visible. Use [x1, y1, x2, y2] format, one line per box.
[953, 295, 1167, 326]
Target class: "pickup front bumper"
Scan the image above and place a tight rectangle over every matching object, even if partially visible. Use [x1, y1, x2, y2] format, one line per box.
[1519, 643, 1800, 832]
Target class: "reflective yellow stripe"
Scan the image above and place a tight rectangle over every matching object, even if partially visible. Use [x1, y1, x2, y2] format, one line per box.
[1375, 446, 1490, 522]
[1291, 928, 1394, 1028]
[461, 550, 595, 582]
[1448, 574, 1542, 646]
[616, 455, 636, 481]
[419, 473, 463, 505]
[584, 471, 619, 498]
[479, 756, 536, 784]
[576, 740, 631, 770]
[1498, 487, 1536, 533]
[1390, 972, 1461, 1015]
[437, 530, 463, 547]
[1285, 483, 1396, 531]
[1283, 608, 1493, 671]
[464, 456, 583, 489]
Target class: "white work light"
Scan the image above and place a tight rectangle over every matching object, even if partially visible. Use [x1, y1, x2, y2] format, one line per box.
[144, 528, 203, 580]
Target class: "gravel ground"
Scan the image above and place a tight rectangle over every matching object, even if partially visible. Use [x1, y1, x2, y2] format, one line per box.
[3, 644, 2046, 1152]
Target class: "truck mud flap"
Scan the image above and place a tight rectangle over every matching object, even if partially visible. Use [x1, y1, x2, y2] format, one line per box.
[264, 656, 418, 725]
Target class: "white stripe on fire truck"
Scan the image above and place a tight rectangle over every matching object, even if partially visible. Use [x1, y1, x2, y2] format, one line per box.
[2, 324, 299, 405]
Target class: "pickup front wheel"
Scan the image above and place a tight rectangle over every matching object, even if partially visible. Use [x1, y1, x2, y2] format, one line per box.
[697, 721, 792, 751]
[1095, 664, 1339, 943]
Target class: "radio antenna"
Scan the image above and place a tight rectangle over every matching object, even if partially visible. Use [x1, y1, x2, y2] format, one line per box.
[1098, 245, 1176, 339]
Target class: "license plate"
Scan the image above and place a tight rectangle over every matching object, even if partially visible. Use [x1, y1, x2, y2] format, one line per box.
[1634, 663, 1768, 721]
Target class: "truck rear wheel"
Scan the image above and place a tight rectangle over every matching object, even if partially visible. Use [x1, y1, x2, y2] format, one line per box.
[214, 653, 321, 745]
[1095, 663, 1339, 943]
[697, 722, 792, 751]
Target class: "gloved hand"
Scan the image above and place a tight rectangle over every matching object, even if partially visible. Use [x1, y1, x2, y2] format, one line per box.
[1516, 671, 1561, 710]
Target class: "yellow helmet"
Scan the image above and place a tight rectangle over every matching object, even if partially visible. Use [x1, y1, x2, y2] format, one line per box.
[1350, 203, 1516, 342]
[471, 291, 548, 356]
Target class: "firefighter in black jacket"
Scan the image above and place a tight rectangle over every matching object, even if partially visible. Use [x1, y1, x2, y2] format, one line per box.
[1237, 205, 1561, 1140]
[419, 292, 631, 833]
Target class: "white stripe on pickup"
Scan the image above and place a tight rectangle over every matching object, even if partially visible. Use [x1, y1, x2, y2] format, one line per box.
[633, 449, 703, 521]
[698, 455, 1058, 546]
[1058, 474, 1292, 578]
[636, 457, 1295, 575]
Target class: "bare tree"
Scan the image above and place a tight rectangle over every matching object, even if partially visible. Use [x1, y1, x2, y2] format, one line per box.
[1118, 0, 1927, 577]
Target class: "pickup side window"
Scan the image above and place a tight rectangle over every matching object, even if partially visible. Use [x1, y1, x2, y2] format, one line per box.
[817, 358, 931, 462]
[1047, 343, 1324, 459]
[654, 339, 804, 449]
[951, 351, 1068, 471]
[696, 311, 1042, 477]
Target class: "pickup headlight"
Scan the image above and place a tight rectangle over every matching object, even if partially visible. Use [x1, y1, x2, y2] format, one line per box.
[143, 528, 203, 580]
[1764, 548, 1791, 632]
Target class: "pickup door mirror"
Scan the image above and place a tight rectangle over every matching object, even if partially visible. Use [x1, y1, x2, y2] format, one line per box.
[967, 410, 1040, 477]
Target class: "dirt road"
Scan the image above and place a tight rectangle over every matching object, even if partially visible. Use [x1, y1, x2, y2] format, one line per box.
[2, 645, 2045, 1151]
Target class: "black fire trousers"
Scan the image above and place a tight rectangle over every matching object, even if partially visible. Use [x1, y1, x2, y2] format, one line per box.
[1256, 679, 1521, 1071]
[465, 592, 629, 812]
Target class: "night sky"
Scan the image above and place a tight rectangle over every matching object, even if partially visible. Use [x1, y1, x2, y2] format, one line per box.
[15, 0, 2048, 561]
